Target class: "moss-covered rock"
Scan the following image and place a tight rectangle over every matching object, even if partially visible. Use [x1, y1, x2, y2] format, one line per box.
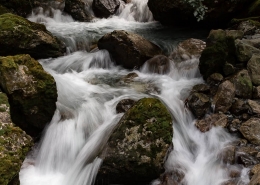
[0, 93, 33, 185]
[97, 98, 173, 184]
[199, 29, 239, 79]
[0, 13, 65, 59]
[0, 54, 57, 137]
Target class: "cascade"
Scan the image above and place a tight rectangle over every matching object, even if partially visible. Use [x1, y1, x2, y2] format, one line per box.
[20, 0, 250, 185]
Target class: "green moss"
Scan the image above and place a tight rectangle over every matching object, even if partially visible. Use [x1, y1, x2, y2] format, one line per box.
[0, 122, 33, 185]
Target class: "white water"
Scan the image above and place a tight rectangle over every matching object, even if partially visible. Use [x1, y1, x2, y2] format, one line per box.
[20, 1, 249, 185]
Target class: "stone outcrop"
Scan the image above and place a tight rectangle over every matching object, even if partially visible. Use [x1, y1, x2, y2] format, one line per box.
[0, 54, 57, 137]
[0, 13, 65, 59]
[92, 0, 120, 18]
[97, 98, 173, 184]
[98, 30, 162, 69]
[64, 0, 94, 21]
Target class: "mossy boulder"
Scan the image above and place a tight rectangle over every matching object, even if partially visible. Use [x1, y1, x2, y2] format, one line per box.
[0, 93, 33, 185]
[199, 29, 239, 79]
[97, 98, 173, 184]
[0, 54, 57, 137]
[0, 13, 65, 59]
[98, 30, 162, 69]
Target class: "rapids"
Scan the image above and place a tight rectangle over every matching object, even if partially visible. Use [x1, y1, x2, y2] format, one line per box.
[20, 0, 249, 185]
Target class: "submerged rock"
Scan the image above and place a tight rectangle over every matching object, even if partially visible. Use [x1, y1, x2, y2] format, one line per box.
[93, 0, 120, 18]
[97, 98, 173, 184]
[0, 13, 65, 59]
[64, 0, 93, 22]
[98, 30, 162, 69]
[0, 54, 57, 137]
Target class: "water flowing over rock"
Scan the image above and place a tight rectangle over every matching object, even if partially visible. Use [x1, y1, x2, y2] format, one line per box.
[142, 55, 170, 74]
[0, 54, 57, 137]
[0, 93, 33, 185]
[240, 118, 260, 145]
[64, 0, 94, 22]
[93, 0, 120, 18]
[0, 13, 65, 59]
[97, 98, 173, 184]
[195, 113, 228, 132]
[98, 30, 162, 69]
[170, 38, 206, 63]
[213, 80, 235, 113]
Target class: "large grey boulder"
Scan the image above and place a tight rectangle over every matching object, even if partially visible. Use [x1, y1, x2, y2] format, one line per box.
[97, 98, 173, 184]
[98, 30, 162, 69]
[0, 54, 57, 137]
[0, 13, 65, 59]
[93, 0, 120, 18]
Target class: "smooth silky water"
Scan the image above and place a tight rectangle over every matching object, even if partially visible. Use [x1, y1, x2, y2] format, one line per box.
[19, 0, 249, 184]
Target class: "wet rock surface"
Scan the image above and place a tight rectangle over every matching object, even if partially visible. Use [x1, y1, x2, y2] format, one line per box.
[64, 0, 93, 21]
[93, 0, 120, 18]
[98, 30, 162, 69]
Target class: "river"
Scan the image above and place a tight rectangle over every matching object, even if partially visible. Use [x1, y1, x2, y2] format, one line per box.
[19, 0, 249, 185]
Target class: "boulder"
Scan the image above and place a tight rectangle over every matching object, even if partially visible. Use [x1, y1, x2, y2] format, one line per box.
[235, 39, 260, 63]
[236, 146, 259, 167]
[142, 55, 170, 74]
[230, 99, 248, 115]
[147, 0, 252, 26]
[191, 84, 210, 93]
[0, 92, 33, 185]
[93, 0, 120, 18]
[97, 98, 173, 184]
[237, 20, 259, 35]
[98, 30, 162, 69]
[169, 38, 206, 63]
[199, 29, 238, 79]
[240, 118, 260, 145]
[187, 92, 210, 118]
[248, 100, 260, 114]
[248, 54, 260, 85]
[253, 86, 260, 99]
[64, 0, 93, 22]
[0, 54, 57, 137]
[250, 164, 260, 185]
[231, 70, 252, 99]
[213, 80, 235, 113]
[195, 113, 228, 132]
[0, 13, 65, 59]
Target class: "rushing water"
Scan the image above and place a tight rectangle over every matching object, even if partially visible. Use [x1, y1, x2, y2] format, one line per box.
[20, 1, 249, 185]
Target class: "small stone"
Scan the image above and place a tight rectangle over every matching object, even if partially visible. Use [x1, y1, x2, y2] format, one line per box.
[187, 92, 210, 118]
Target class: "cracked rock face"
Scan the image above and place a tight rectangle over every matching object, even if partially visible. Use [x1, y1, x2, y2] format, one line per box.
[97, 98, 173, 184]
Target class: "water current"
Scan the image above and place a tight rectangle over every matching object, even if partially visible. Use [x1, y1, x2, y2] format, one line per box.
[19, 0, 250, 185]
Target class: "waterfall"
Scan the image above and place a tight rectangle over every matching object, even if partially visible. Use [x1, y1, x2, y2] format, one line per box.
[20, 1, 249, 185]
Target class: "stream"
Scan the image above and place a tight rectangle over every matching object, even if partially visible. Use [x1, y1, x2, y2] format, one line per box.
[19, 0, 250, 184]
